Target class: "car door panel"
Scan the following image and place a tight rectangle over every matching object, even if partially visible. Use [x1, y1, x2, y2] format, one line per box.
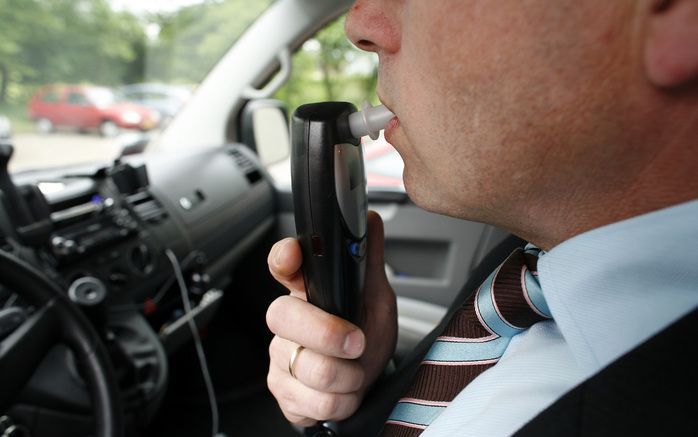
[371, 200, 507, 308]
[276, 188, 509, 350]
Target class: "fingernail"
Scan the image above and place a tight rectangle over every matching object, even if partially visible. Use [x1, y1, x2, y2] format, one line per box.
[343, 330, 364, 357]
[274, 240, 289, 267]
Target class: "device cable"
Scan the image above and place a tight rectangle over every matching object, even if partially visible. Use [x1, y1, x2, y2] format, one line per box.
[165, 248, 225, 437]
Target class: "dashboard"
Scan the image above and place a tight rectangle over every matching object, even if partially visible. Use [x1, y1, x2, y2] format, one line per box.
[0, 143, 276, 435]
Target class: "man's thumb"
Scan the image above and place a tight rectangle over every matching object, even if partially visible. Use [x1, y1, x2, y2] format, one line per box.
[366, 210, 386, 270]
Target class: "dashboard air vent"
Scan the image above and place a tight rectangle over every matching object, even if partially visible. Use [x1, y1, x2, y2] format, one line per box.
[227, 148, 262, 184]
[126, 191, 168, 224]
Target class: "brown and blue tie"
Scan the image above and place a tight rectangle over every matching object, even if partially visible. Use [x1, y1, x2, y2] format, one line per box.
[381, 246, 552, 437]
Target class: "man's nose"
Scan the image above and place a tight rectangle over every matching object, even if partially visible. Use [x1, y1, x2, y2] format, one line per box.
[345, 0, 401, 55]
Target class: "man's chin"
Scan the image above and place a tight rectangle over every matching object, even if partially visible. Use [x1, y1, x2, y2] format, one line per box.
[403, 171, 485, 221]
[402, 173, 440, 214]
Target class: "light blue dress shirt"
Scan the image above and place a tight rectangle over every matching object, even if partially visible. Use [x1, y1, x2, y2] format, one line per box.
[421, 199, 698, 437]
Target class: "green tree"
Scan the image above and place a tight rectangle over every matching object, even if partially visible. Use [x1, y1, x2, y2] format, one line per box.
[0, 0, 145, 105]
[146, 0, 274, 84]
[274, 16, 379, 113]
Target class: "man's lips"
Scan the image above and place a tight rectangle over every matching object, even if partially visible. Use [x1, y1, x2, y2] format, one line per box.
[384, 116, 399, 143]
[377, 94, 399, 141]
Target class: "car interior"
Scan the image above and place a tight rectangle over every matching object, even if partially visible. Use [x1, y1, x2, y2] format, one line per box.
[0, 1, 512, 436]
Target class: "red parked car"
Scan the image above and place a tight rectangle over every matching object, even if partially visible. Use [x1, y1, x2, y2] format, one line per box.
[28, 85, 161, 137]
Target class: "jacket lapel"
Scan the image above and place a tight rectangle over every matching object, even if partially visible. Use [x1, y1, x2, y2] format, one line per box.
[514, 308, 698, 436]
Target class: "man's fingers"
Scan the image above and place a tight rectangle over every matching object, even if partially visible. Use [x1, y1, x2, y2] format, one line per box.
[268, 238, 307, 299]
[269, 213, 384, 300]
[267, 365, 362, 422]
[267, 364, 318, 427]
[266, 296, 365, 359]
[279, 410, 317, 428]
[269, 337, 365, 394]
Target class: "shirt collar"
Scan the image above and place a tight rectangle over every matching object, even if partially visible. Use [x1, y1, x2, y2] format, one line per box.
[536, 199, 698, 374]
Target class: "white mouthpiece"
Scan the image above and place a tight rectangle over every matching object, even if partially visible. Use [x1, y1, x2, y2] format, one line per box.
[348, 101, 395, 140]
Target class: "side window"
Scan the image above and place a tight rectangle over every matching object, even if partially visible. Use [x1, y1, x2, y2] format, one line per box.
[270, 16, 404, 192]
[41, 91, 60, 103]
[67, 92, 88, 105]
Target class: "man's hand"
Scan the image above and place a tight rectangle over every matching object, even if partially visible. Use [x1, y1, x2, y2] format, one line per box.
[266, 211, 397, 426]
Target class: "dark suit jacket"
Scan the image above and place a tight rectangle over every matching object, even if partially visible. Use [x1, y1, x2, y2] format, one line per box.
[515, 307, 698, 436]
[336, 236, 698, 436]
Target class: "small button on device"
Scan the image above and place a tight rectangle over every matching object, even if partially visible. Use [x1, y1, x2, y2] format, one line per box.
[347, 238, 366, 259]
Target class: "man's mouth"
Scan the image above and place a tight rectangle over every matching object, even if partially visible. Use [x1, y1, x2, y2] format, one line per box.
[377, 95, 399, 142]
[376, 93, 399, 139]
[384, 116, 399, 143]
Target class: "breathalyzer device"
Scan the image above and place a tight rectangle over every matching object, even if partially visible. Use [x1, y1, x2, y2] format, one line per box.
[291, 101, 393, 324]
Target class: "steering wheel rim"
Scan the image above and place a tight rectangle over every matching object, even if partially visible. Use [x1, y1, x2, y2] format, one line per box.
[0, 249, 123, 437]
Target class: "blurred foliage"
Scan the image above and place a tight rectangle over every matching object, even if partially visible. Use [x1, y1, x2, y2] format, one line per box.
[0, 1, 378, 131]
[0, 0, 145, 104]
[0, 0, 274, 106]
[147, 0, 273, 83]
[274, 16, 379, 112]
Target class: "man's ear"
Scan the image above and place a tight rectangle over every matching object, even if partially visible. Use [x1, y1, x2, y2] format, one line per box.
[644, 0, 698, 88]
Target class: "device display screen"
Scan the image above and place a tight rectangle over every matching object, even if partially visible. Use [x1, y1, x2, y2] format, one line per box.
[335, 143, 367, 238]
[347, 148, 362, 190]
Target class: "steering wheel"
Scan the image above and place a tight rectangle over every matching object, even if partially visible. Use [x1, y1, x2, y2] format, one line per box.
[0, 250, 123, 437]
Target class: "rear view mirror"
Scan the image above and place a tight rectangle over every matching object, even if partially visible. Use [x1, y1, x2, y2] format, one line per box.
[240, 99, 290, 167]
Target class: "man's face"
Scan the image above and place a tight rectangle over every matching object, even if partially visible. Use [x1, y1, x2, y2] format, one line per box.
[346, 0, 648, 235]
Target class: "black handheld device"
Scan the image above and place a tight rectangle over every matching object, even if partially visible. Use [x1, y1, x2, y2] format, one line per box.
[291, 102, 367, 325]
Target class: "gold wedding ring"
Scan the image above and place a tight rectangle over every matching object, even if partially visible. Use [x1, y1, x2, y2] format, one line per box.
[288, 345, 305, 379]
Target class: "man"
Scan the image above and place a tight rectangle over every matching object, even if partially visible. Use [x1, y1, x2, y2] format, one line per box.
[266, 0, 698, 435]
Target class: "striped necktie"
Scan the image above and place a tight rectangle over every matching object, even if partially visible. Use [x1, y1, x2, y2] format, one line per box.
[381, 245, 552, 436]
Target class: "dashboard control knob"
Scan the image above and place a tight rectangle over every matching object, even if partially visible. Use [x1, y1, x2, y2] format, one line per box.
[68, 276, 108, 331]
[51, 236, 77, 256]
[68, 276, 107, 306]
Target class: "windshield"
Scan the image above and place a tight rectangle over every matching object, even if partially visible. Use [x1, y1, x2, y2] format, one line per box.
[0, 0, 274, 173]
